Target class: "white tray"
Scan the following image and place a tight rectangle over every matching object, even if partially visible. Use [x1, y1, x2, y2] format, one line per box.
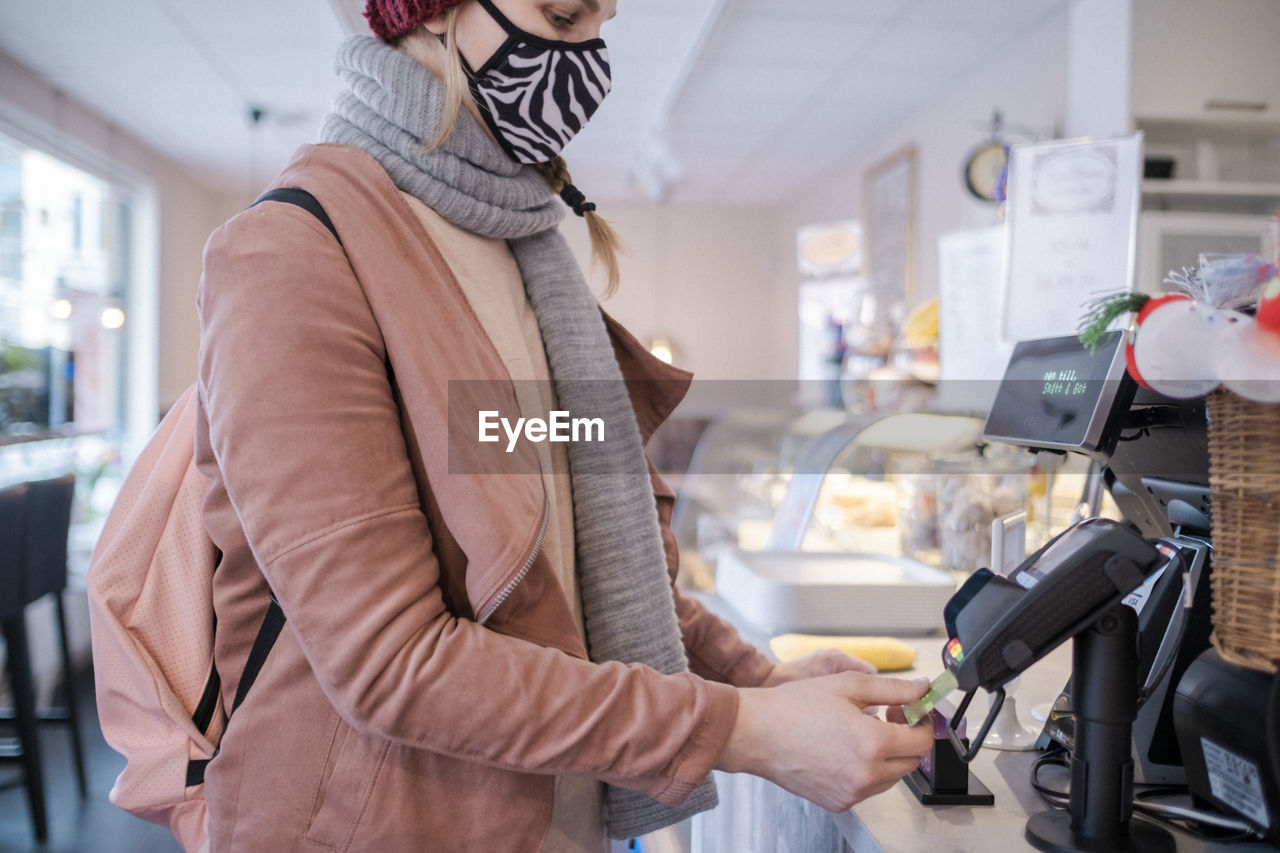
[715, 549, 956, 636]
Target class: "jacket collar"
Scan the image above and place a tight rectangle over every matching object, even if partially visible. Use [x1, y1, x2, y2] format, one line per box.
[602, 311, 693, 445]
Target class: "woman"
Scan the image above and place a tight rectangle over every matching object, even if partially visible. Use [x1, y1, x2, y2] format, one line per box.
[194, 0, 934, 850]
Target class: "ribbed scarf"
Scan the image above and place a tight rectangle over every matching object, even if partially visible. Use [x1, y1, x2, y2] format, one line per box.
[320, 35, 716, 839]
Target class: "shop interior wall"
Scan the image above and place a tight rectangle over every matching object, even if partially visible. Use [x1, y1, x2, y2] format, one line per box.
[154, 192, 246, 413]
[561, 202, 789, 385]
[776, 7, 1072, 318]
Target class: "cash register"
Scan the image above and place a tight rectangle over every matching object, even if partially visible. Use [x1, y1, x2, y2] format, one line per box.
[936, 330, 1280, 851]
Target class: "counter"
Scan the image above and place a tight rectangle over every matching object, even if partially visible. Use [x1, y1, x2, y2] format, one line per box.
[689, 592, 1277, 853]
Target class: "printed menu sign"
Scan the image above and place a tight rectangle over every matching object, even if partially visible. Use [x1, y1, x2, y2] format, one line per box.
[1000, 133, 1142, 344]
[939, 225, 1010, 382]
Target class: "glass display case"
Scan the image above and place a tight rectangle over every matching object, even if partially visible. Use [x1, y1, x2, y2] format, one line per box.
[672, 404, 1110, 635]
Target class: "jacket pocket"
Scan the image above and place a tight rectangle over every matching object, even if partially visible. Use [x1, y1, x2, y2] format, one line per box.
[303, 718, 391, 851]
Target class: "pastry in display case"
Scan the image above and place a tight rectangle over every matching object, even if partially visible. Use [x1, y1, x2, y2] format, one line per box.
[899, 445, 1033, 574]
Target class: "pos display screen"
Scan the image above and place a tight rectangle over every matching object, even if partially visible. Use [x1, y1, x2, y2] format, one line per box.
[982, 331, 1136, 460]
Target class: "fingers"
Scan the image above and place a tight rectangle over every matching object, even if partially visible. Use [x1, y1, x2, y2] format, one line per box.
[828, 671, 930, 707]
[804, 649, 879, 677]
[850, 745, 931, 807]
[845, 655, 878, 675]
[884, 755, 927, 778]
[762, 649, 880, 687]
[740, 680, 936, 814]
[889, 718, 936, 758]
[856, 710, 934, 761]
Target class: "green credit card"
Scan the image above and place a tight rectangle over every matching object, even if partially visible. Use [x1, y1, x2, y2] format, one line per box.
[903, 669, 958, 726]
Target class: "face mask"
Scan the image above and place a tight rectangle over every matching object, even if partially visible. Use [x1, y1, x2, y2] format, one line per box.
[460, 0, 612, 164]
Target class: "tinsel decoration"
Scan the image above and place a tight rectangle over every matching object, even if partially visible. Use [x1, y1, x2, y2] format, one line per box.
[1165, 254, 1276, 310]
[1078, 290, 1150, 353]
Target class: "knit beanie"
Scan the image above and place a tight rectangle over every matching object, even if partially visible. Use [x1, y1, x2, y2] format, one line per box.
[365, 0, 465, 41]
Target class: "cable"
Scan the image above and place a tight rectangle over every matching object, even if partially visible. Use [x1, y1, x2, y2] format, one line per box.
[1027, 749, 1264, 842]
[1133, 801, 1251, 833]
[1132, 789, 1261, 842]
[1029, 748, 1071, 808]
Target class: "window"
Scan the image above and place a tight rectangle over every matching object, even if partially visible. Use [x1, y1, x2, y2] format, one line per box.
[0, 129, 131, 440]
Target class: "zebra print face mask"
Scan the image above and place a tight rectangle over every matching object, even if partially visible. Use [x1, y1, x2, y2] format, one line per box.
[460, 0, 612, 164]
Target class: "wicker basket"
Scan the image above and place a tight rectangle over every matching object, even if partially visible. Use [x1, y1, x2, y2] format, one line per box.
[1208, 389, 1280, 674]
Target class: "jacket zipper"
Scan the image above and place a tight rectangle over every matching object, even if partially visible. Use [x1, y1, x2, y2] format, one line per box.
[478, 497, 550, 625]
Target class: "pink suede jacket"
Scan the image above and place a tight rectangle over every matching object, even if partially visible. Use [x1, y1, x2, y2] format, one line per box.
[194, 144, 775, 851]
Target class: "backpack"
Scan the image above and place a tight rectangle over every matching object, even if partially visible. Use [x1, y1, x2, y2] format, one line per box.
[87, 188, 336, 853]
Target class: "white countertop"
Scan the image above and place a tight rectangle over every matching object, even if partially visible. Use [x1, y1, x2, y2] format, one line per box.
[691, 592, 1277, 853]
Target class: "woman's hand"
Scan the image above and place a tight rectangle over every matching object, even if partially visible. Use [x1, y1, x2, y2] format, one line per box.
[718, 672, 933, 812]
[759, 648, 877, 686]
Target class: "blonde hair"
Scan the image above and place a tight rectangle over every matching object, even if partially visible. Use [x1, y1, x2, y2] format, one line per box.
[415, 10, 624, 297]
[532, 158, 623, 298]
[424, 9, 467, 152]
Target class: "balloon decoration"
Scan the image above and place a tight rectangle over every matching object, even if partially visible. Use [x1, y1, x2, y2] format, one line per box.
[1078, 255, 1279, 402]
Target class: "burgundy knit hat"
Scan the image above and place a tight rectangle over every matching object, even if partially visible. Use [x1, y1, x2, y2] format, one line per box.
[364, 0, 466, 41]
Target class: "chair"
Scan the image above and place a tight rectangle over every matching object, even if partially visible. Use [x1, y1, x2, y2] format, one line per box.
[0, 473, 87, 843]
[19, 473, 87, 795]
[0, 483, 47, 842]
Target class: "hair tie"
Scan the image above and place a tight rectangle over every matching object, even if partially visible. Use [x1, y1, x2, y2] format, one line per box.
[559, 183, 597, 217]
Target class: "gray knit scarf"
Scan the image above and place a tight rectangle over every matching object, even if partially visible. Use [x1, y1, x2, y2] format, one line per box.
[320, 35, 715, 839]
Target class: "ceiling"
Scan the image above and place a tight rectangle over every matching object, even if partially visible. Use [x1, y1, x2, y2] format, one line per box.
[0, 0, 1069, 205]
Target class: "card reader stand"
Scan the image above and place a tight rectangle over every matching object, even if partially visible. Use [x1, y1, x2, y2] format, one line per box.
[904, 710, 994, 806]
[1024, 603, 1175, 853]
[936, 519, 1181, 851]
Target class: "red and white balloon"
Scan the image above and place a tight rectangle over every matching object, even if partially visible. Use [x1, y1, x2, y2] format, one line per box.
[1127, 295, 1223, 398]
[1126, 290, 1280, 401]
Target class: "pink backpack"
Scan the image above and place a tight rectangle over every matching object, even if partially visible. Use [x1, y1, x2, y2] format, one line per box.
[88, 383, 285, 853]
[87, 384, 222, 851]
[86, 187, 329, 851]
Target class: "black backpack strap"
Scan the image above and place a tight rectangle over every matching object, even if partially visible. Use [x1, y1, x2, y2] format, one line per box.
[231, 594, 287, 715]
[251, 187, 341, 245]
[186, 596, 286, 787]
[190, 663, 222, 741]
[186, 188, 336, 788]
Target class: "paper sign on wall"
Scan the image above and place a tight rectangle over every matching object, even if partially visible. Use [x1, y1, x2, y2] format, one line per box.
[939, 225, 1011, 381]
[1000, 133, 1143, 344]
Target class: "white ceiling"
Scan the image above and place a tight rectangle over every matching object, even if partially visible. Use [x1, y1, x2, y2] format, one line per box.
[0, 0, 1068, 205]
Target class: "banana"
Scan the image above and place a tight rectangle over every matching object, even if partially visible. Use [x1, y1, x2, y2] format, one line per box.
[768, 634, 918, 672]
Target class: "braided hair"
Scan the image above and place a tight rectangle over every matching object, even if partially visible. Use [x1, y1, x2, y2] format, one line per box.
[534, 158, 623, 297]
